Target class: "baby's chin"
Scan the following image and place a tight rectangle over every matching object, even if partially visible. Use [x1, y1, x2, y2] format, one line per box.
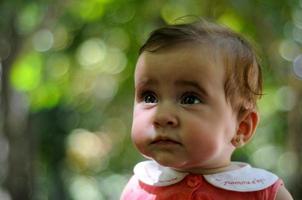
[142, 154, 215, 173]
[144, 155, 188, 170]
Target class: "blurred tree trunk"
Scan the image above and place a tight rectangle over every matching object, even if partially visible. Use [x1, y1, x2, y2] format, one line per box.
[1, 14, 33, 200]
[288, 76, 302, 199]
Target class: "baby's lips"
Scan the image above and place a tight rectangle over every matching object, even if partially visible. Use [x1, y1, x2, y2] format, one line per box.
[150, 136, 181, 145]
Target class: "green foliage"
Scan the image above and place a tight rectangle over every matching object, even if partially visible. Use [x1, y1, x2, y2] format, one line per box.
[1, 0, 302, 199]
[10, 52, 42, 91]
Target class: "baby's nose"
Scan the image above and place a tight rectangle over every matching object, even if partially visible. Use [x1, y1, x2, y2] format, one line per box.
[153, 104, 179, 128]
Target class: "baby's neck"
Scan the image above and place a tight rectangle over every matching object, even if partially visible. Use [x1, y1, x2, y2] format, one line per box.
[173, 163, 241, 175]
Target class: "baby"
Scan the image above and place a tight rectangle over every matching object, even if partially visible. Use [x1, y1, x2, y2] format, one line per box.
[121, 20, 293, 200]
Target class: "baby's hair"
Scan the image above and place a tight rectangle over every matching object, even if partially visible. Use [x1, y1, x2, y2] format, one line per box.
[139, 19, 263, 116]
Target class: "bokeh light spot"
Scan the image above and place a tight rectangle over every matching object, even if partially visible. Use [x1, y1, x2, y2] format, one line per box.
[293, 54, 302, 79]
[16, 4, 42, 34]
[252, 145, 281, 169]
[101, 48, 127, 75]
[66, 129, 112, 172]
[77, 38, 107, 69]
[274, 86, 297, 111]
[32, 29, 54, 52]
[279, 40, 301, 61]
[53, 25, 72, 50]
[10, 53, 42, 91]
[69, 176, 104, 200]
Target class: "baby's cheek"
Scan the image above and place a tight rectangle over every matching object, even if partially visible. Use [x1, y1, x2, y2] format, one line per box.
[131, 127, 149, 154]
[131, 127, 142, 145]
[131, 117, 143, 137]
[186, 134, 219, 157]
[189, 143, 217, 158]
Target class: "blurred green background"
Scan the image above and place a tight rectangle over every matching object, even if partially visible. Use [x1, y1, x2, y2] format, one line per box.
[1, 0, 302, 199]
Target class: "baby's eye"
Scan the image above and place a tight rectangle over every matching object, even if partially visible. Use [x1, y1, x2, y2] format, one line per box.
[142, 92, 158, 104]
[180, 94, 201, 104]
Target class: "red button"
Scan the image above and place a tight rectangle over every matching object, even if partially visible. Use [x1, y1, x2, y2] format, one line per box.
[186, 175, 202, 188]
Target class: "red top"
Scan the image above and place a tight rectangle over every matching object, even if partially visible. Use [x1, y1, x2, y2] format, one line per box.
[120, 174, 283, 200]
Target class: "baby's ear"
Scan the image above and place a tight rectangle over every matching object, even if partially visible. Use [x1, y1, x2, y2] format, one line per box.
[231, 110, 259, 147]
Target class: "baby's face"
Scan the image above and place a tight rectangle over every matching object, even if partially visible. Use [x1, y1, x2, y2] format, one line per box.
[132, 44, 239, 172]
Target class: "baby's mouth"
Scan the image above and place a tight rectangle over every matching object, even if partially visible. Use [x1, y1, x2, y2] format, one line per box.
[150, 137, 182, 145]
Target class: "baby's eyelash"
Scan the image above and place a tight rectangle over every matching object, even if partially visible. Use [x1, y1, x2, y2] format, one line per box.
[180, 92, 203, 104]
[138, 90, 158, 103]
[138, 90, 153, 98]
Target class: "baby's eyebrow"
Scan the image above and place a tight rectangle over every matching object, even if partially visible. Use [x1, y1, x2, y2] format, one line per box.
[175, 80, 208, 97]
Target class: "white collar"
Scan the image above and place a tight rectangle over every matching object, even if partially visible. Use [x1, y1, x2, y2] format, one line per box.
[134, 160, 279, 192]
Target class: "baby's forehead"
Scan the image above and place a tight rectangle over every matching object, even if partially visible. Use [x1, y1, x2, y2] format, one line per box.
[136, 46, 226, 86]
[137, 43, 226, 73]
